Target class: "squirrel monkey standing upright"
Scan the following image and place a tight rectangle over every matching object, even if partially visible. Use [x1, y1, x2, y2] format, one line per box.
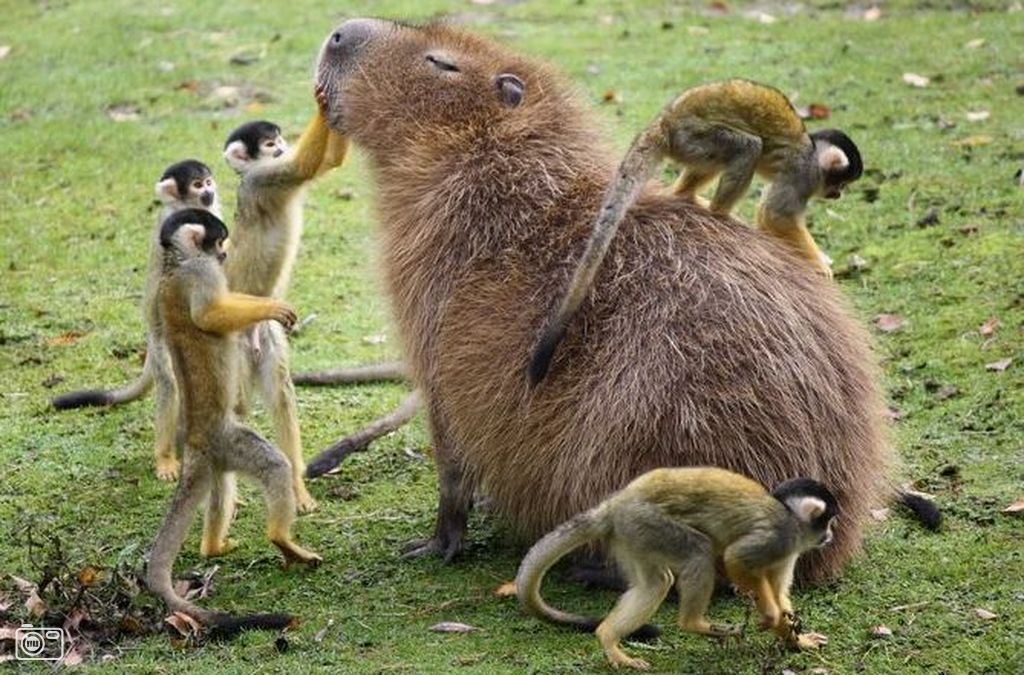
[52, 160, 223, 481]
[219, 112, 348, 514]
[516, 467, 837, 670]
[528, 79, 862, 384]
[146, 208, 320, 631]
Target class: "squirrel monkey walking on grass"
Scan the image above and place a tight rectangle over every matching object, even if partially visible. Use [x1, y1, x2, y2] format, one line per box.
[516, 467, 837, 670]
[145, 208, 320, 634]
[529, 79, 863, 384]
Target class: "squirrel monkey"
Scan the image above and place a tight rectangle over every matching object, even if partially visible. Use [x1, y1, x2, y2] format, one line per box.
[146, 208, 320, 634]
[528, 79, 862, 384]
[516, 467, 837, 670]
[52, 160, 222, 481]
[220, 114, 348, 514]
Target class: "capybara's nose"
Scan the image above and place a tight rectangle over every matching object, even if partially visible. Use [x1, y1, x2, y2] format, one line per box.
[324, 18, 390, 61]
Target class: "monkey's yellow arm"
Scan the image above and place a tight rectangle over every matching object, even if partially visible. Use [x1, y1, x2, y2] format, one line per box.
[192, 293, 293, 335]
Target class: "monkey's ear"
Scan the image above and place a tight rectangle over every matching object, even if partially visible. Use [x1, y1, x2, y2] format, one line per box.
[223, 140, 251, 172]
[817, 145, 849, 173]
[786, 495, 827, 523]
[155, 177, 180, 203]
[496, 74, 525, 108]
[173, 223, 207, 252]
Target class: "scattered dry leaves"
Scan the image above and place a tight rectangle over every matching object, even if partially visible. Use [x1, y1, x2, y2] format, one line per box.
[974, 608, 998, 620]
[979, 317, 1000, 336]
[428, 621, 480, 633]
[985, 358, 1012, 372]
[876, 314, 906, 333]
[902, 73, 930, 88]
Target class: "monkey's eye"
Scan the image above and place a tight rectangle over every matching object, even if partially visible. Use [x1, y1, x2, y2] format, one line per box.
[192, 180, 204, 190]
[426, 54, 460, 73]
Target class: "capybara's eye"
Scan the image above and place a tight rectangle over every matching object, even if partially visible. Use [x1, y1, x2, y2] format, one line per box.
[426, 54, 460, 73]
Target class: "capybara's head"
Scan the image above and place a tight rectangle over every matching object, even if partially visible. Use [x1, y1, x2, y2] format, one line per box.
[315, 19, 580, 161]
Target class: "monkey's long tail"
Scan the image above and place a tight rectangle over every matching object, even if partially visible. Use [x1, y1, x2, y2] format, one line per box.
[528, 125, 667, 386]
[51, 355, 154, 410]
[897, 490, 942, 531]
[515, 506, 659, 640]
[305, 390, 421, 478]
[292, 361, 407, 386]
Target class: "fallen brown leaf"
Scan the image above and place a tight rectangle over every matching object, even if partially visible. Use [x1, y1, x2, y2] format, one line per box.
[979, 317, 1000, 336]
[164, 611, 201, 637]
[25, 590, 46, 618]
[61, 641, 84, 667]
[493, 581, 517, 598]
[601, 89, 620, 104]
[77, 566, 100, 587]
[974, 608, 997, 620]
[985, 358, 1012, 372]
[1002, 498, 1024, 515]
[47, 331, 85, 347]
[876, 314, 906, 332]
[870, 625, 893, 638]
[902, 73, 930, 88]
[105, 103, 141, 122]
[952, 135, 994, 147]
[10, 575, 36, 594]
[964, 38, 986, 49]
[708, 1, 729, 14]
[428, 621, 480, 633]
[806, 103, 831, 120]
[0, 625, 17, 640]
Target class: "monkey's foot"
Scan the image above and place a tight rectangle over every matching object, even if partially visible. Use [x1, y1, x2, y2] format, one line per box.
[294, 484, 318, 514]
[155, 457, 181, 482]
[791, 632, 828, 650]
[200, 538, 239, 558]
[272, 539, 323, 569]
[605, 647, 650, 671]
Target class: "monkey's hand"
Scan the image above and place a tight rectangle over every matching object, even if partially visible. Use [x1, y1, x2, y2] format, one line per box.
[315, 84, 329, 114]
[268, 302, 298, 332]
[792, 631, 828, 650]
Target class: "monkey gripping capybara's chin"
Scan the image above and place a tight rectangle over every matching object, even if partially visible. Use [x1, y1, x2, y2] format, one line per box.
[315, 19, 893, 584]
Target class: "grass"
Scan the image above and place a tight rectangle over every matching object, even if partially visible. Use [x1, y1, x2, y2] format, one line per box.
[1, 0, 1022, 672]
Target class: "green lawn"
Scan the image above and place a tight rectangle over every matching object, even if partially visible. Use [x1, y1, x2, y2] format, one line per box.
[1, 1, 1022, 673]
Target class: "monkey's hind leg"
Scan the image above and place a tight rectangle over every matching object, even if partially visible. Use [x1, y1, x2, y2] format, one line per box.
[256, 323, 316, 513]
[201, 471, 239, 557]
[151, 338, 181, 481]
[706, 129, 761, 215]
[595, 556, 673, 670]
[674, 537, 742, 639]
[146, 451, 213, 610]
[224, 426, 321, 568]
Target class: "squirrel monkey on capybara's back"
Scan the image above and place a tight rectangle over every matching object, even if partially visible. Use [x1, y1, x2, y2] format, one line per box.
[145, 208, 320, 635]
[516, 467, 836, 670]
[527, 78, 863, 384]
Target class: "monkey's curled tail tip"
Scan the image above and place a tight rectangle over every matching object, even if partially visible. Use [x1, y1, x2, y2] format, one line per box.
[51, 390, 111, 410]
[305, 438, 365, 479]
[528, 325, 567, 387]
[207, 612, 296, 640]
[897, 491, 942, 531]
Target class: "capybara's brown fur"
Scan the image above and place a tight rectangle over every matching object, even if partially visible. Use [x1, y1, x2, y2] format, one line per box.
[316, 19, 891, 582]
